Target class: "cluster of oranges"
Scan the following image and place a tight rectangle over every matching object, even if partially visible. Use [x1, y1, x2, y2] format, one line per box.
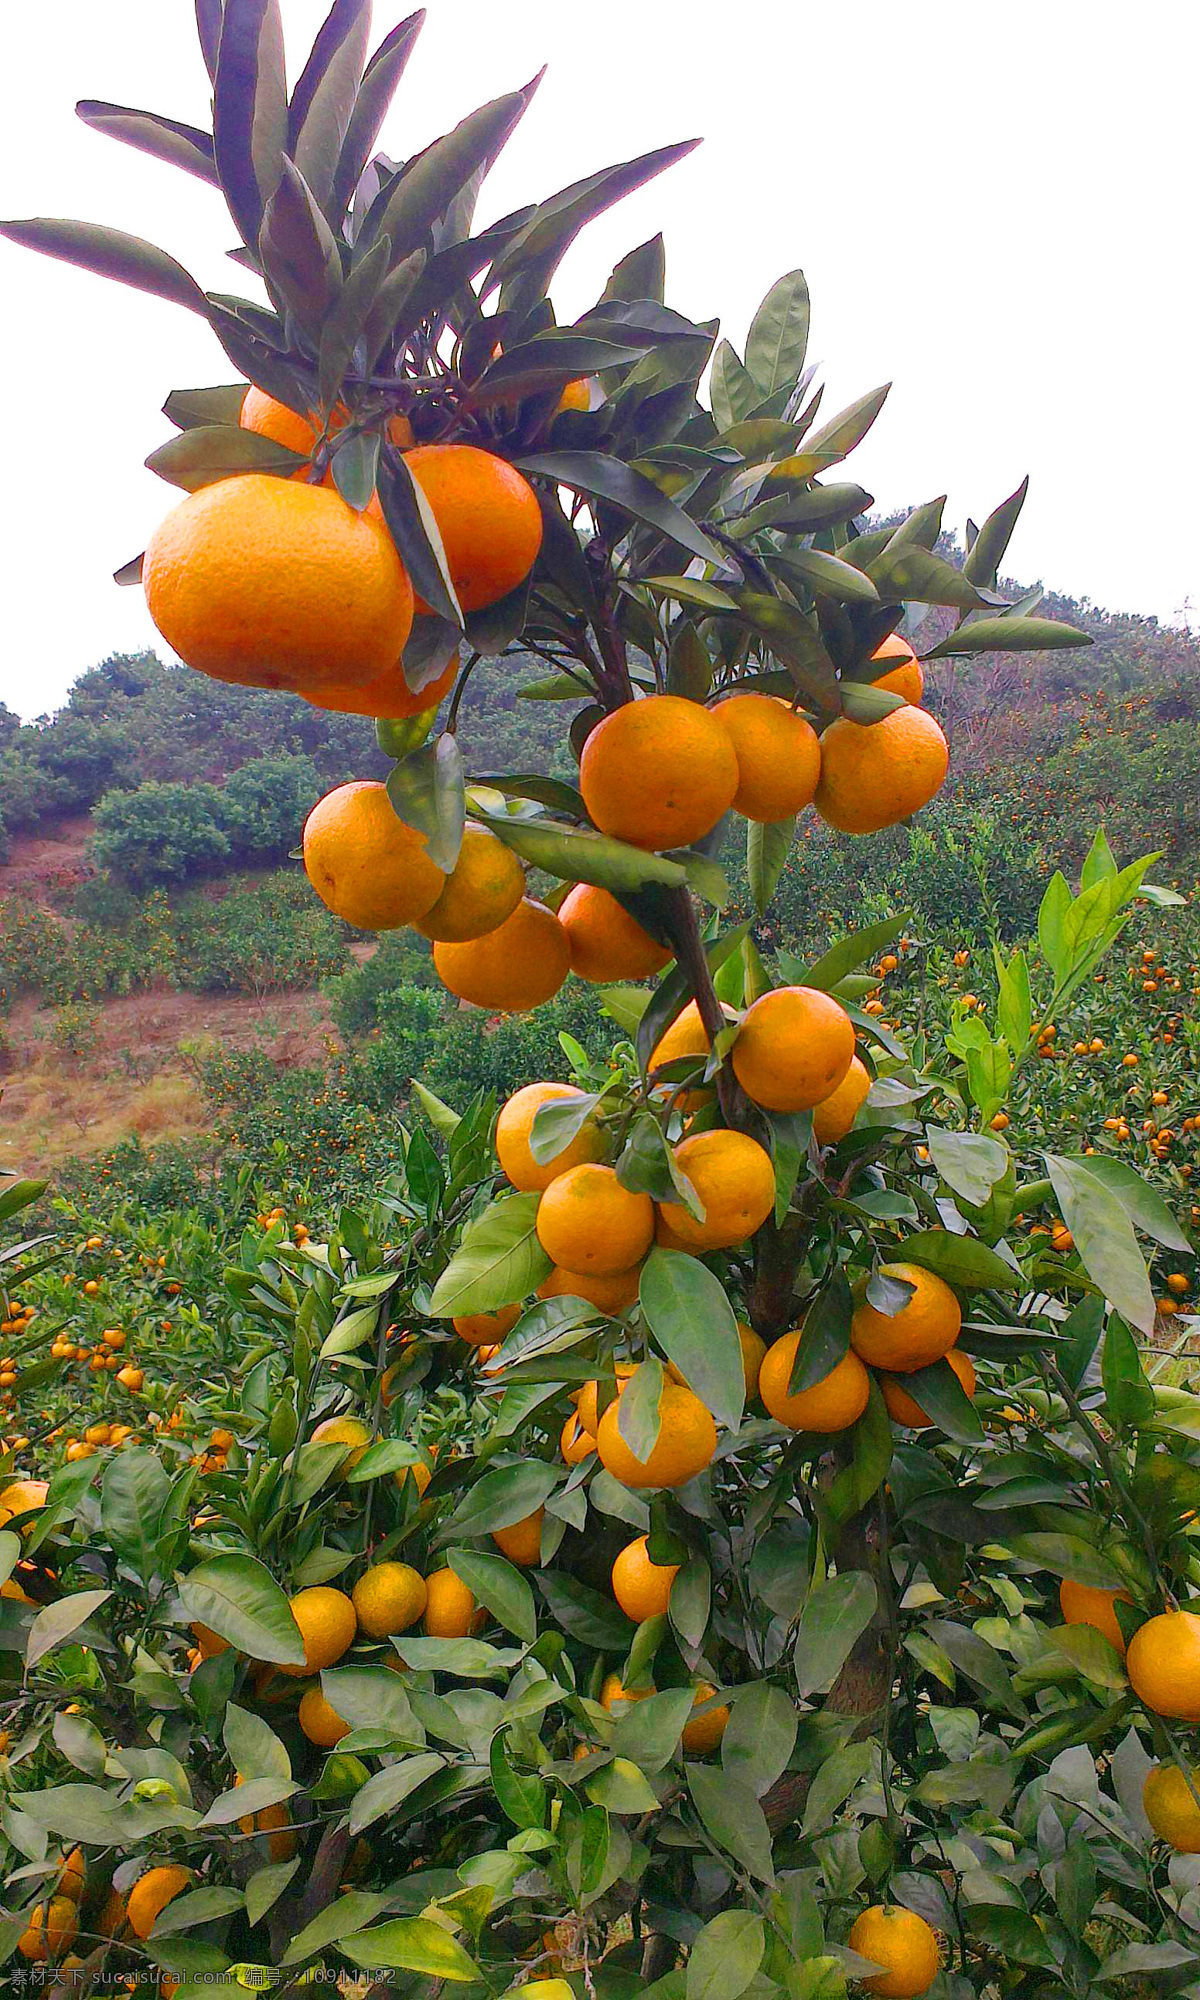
[301, 634, 947, 1013]
[144, 390, 544, 719]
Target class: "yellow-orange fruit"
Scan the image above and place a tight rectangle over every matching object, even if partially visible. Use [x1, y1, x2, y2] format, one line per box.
[815, 706, 949, 835]
[352, 1561, 428, 1638]
[850, 1263, 961, 1373]
[406, 444, 542, 612]
[612, 1535, 679, 1621]
[813, 1054, 872, 1145]
[538, 1264, 643, 1314]
[0, 1479, 48, 1529]
[453, 1304, 520, 1348]
[423, 1567, 485, 1637]
[1059, 1577, 1134, 1657]
[656, 1129, 776, 1251]
[579, 695, 739, 851]
[732, 985, 855, 1113]
[536, 1165, 655, 1276]
[846, 1905, 940, 1998]
[868, 631, 925, 704]
[311, 1414, 371, 1479]
[559, 883, 673, 982]
[144, 475, 414, 693]
[715, 693, 822, 821]
[127, 1865, 193, 1941]
[303, 781, 444, 930]
[434, 898, 570, 1011]
[600, 1672, 654, 1713]
[415, 825, 525, 943]
[495, 1081, 603, 1193]
[276, 1587, 357, 1678]
[298, 1683, 351, 1747]
[595, 1376, 717, 1489]
[1144, 1762, 1200, 1850]
[881, 1347, 976, 1428]
[681, 1680, 730, 1753]
[576, 1365, 637, 1437]
[492, 1509, 545, 1567]
[736, 1320, 768, 1398]
[300, 651, 457, 720]
[759, 1335, 870, 1433]
[560, 1411, 595, 1465]
[1127, 1611, 1200, 1718]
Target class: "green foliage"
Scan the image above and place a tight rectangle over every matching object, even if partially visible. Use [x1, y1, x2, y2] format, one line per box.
[90, 779, 231, 885]
[173, 876, 348, 996]
[217, 753, 321, 863]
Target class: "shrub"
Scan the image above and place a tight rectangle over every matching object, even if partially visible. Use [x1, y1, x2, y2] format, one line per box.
[217, 752, 321, 863]
[323, 928, 440, 1034]
[89, 780, 230, 885]
[173, 874, 348, 995]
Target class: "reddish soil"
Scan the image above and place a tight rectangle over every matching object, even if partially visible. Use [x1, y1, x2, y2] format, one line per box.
[2, 816, 94, 903]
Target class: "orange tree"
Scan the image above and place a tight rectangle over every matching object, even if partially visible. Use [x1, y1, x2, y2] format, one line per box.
[3, 6, 1200, 1997]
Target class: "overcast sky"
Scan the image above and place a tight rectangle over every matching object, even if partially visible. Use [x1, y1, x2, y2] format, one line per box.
[2, 0, 1196, 722]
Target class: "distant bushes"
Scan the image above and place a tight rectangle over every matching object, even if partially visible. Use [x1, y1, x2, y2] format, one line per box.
[88, 754, 321, 887]
[173, 876, 348, 996]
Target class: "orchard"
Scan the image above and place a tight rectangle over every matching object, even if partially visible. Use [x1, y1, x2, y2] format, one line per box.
[0, 6, 1198, 1999]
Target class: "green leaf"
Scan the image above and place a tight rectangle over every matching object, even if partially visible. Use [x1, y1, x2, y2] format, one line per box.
[794, 1573, 877, 1698]
[803, 384, 890, 461]
[963, 1906, 1055, 1970]
[52, 1709, 107, 1777]
[379, 452, 465, 631]
[338, 1914, 482, 1979]
[687, 1910, 767, 2000]
[838, 683, 906, 723]
[177, 1554, 304, 1667]
[868, 545, 990, 611]
[76, 101, 219, 184]
[163, 384, 252, 430]
[386, 734, 465, 875]
[515, 451, 723, 566]
[428, 1192, 550, 1317]
[213, 0, 288, 250]
[25, 1590, 111, 1673]
[442, 1463, 559, 1542]
[611, 1686, 696, 1772]
[925, 1127, 1009, 1209]
[101, 1448, 170, 1580]
[922, 615, 1092, 660]
[281, 1891, 393, 1966]
[895, 1229, 1022, 1290]
[1047, 1622, 1128, 1691]
[898, 1357, 985, 1444]
[782, 546, 881, 606]
[244, 1856, 301, 1927]
[688, 1765, 775, 1882]
[639, 1249, 744, 1431]
[223, 1702, 291, 1781]
[368, 83, 538, 264]
[803, 1739, 874, 1835]
[259, 156, 343, 333]
[923, 1618, 1024, 1717]
[994, 944, 1032, 1053]
[709, 338, 761, 429]
[203, 1774, 298, 1825]
[348, 1753, 447, 1835]
[585, 1755, 660, 1814]
[478, 811, 688, 894]
[746, 817, 794, 914]
[145, 423, 305, 490]
[730, 591, 839, 708]
[795, 913, 909, 993]
[962, 477, 1028, 589]
[537, 1573, 633, 1650]
[468, 333, 653, 406]
[745, 269, 810, 395]
[1045, 1155, 1155, 1336]
[787, 1271, 852, 1395]
[151, 1885, 246, 1936]
[0, 217, 207, 313]
[287, 0, 372, 215]
[332, 14, 424, 221]
[448, 1550, 536, 1643]
[720, 1683, 797, 1799]
[1072, 1155, 1190, 1252]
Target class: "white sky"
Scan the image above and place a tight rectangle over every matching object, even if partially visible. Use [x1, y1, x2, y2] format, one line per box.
[2, 0, 1196, 722]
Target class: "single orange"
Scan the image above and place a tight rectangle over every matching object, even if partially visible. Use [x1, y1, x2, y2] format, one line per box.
[433, 898, 570, 1011]
[1144, 1762, 1200, 1850]
[556, 377, 592, 414]
[127, 1865, 193, 1941]
[302, 652, 458, 720]
[815, 706, 949, 835]
[681, 1680, 730, 1753]
[612, 1534, 679, 1621]
[298, 1683, 351, 1747]
[423, 1567, 485, 1637]
[144, 475, 414, 693]
[850, 1263, 961, 1373]
[1059, 1577, 1134, 1657]
[737, 1320, 768, 1397]
[536, 1164, 655, 1276]
[416, 825, 525, 943]
[846, 1905, 940, 1998]
[276, 1587, 357, 1677]
[648, 998, 730, 1109]
[868, 632, 925, 704]
[715, 693, 821, 822]
[759, 1335, 870, 1433]
[492, 1509, 545, 1567]
[600, 1671, 654, 1712]
[813, 1054, 872, 1145]
[576, 1365, 638, 1436]
[303, 781, 445, 930]
[579, 695, 739, 851]
[406, 443, 542, 612]
[596, 1375, 717, 1488]
[732, 986, 855, 1112]
[558, 883, 673, 982]
[495, 1081, 603, 1193]
[1127, 1610, 1200, 1718]
[656, 1129, 776, 1251]
[453, 1304, 520, 1348]
[881, 1347, 976, 1427]
[538, 1264, 643, 1314]
[560, 1411, 595, 1465]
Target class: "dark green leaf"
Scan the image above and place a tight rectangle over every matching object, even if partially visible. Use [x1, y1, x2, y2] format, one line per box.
[368, 84, 538, 264]
[177, 1554, 305, 1666]
[745, 269, 810, 396]
[688, 1766, 775, 1882]
[76, 101, 219, 184]
[477, 811, 688, 894]
[537, 1574, 632, 1650]
[803, 385, 890, 461]
[794, 1573, 877, 1698]
[332, 13, 424, 222]
[787, 1271, 852, 1395]
[448, 1550, 536, 1643]
[640, 1249, 744, 1431]
[963, 477, 1028, 589]
[720, 1683, 797, 1798]
[386, 733, 465, 874]
[515, 451, 723, 566]
[442, 1462, 559, 1540]
[26, 1590, 112, 1673]
[0, 217, 206, 313]
[868, 545, 990, 611]
[379, 452, 466, 629]
[145, 422, 305, 490]
[288, 0, 371, 215]
[687, 1910, 766, 2000]
[213, 0, 288, 250]
[895, 1229, 1022, 1290]
[921, 615, 1093, 660]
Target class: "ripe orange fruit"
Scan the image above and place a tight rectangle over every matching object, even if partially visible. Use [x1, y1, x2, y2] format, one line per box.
[715, 693, 821, 821]
[453, 1304, 520, 1348]
[759, 1336, 870, 1433]
[277, 1586, 357, 1677]
[492, 1509, 545, 1567]
[612, 1535, 679, 1621]
[1144, 1763, 1200, 1850]
[240, 386, 415, 464]
[846, 1905, 940, 1999]
[144, 475, 414, 693]
[648, 998, 732, 1108]
[54, 1849, 85, 1903]
[190, 1620, 229, 1659]
[434, 897, 569, 1011]
[298, 1683, 351, 1747]
[423, 1567, 485, 1637]
[600, 1672, 654, 1713]
[311, 1414, 371, 1479]
[868, 632, 925, 704]
[17, 1895, 79, 1962]
[306, 651, 458, 720]
[1127, 1610, 1200, 1718]
[737, 1320, 768, 1398]
[579, 695, 739, 851]
[234, 1775, 298, 1860]
[536, 1165, 655, 1276]
[415, 825, 525, 943]
[117, 1365, 144, 1390]
[495, 1082, 603, 1193]
[850, 1263, 961, 1373]
[558, 883, 673, 982]
[352, 1561, 428, 1638]
[406, 444, 542, 612]
[556, 377, 592, 414]
[881, 1348, 976, 1428]
[1058, 1577, 1134, 1656]
[127, 1865, 193, 1940]
[732, 986, 855, 1112]
[813, 1055, 872, 1146]
[0, 1479, 48, 1529]
[656, 1129, 776, 1251]
[681, 1680, 730, 1753]
[560, 1411, 595, 1465]
[303, 781, 445, 931]
[539, 1264, 643, 1314]
[814, 706, 949, 835]
[596, 1374, 717, 1488]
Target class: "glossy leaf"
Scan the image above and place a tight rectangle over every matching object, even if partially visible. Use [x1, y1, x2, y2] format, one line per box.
[793, 1572, 877, 1698]
[427, 1192, 550, 1316]
[448, 1549, 536, 1643]
[145, 422, 305, 489]
[478, 811, 688, 893]
[492, 139, 699, 317]
[709, 339, 760, 430]
[745, 268, 810, 396]
[339, 1914, 481, 1979]
[687, 1765, 775, 1882]
[378, 452, 464, 631]
[895, 1229, 1022, 1290]
[516, 450, 722, 565]
[178, 1554, 305, 1666]
[746, 816, 794, 913]
[259, 157, 343, 332]
[921, 615, 1093, 659]
[803, 384, 890, 461]
[963, 476, 1028, 588]
[720, 1683, 797, 1799]
[795, 913, 909, 993]
[385, 733, 465, 874]
[868, 544, 990, 611]
[213, 0, 288, 251]
[288, 0, 371, 214]
[466, 333, 653, 406]
[368, 82, 538, 265]
[1045, 1155, 1156, 1335]
[787, 1271, 853, 1395]
[333, 12, 425, 221]
[26, 1589, 112, 1673]
[196, 0, 223, 81]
